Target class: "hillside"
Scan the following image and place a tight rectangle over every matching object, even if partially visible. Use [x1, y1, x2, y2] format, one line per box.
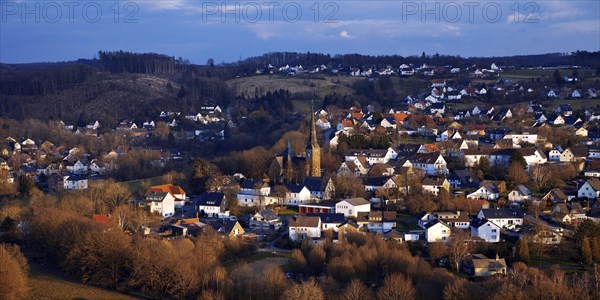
[226, 75, 358, 99]
[1, 71, 186, 124]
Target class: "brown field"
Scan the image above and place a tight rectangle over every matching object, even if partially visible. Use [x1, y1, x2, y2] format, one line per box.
[26, 263, 136, 300]
[226, 75, 358, 99]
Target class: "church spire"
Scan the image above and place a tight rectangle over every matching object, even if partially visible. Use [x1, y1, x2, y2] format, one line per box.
[306, 101, 321, 177]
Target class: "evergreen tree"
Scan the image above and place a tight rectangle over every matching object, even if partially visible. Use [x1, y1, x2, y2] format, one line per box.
[581, 236, 593, 265]
[553, 69, 562, 84]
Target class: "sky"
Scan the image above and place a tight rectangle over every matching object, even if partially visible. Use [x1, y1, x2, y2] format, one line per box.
[0, 0, 599, 64]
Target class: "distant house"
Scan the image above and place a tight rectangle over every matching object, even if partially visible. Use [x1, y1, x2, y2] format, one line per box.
[148, 184, 187, 208]
[508, 185, 531, 202]
[467, 183, 499, 201]
[356, 211, 397, 233]
[477, 209, 523, 230]
[406, 152, 448, 175]
[289, 215, 321, 241]
[335, 198, 371, 218]
[578, 178, 600, 199]
[143, 190, 175, 218]
[303, 177, 335, 200]
[542, 188, 568, 204]
[214, 220, 245, 238]
[424, 220, 451, 243]
[551, 203, 587, 224]
[470, 218, 501, 243]
[307, 213, 346, 232]
[250, 209, 281, 229]
[196, 192, 227, 218]
[421, 177, 450, 196]
[462, 254, 507, 277]
[63, 175, 88, 190]
[448, 169, 480, 189]
[285, 184, 312, 205]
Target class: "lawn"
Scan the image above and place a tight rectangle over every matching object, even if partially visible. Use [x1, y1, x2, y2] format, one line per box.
[120, 176, 163, 194]
[26, 262, 136, 300]
[225, 251, 290, 273]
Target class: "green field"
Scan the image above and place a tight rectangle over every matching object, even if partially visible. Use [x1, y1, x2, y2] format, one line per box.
[120, 176, 163, 194]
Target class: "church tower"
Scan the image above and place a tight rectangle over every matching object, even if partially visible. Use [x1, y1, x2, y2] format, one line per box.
[306, 111, 321, 177]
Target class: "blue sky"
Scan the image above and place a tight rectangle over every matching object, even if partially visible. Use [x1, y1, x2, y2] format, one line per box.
[1, 0, 599, 64]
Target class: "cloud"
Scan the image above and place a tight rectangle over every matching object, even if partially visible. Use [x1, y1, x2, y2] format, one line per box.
[339, 31, 353, 39]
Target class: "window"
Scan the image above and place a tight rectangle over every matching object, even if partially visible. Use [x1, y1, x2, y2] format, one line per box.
[492, 229, 497, 233]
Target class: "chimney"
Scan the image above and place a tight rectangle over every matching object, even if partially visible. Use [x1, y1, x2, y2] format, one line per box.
[495, 253, 499, 261]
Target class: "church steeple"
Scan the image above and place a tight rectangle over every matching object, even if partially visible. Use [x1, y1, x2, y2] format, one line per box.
[306, 103, 321, 177]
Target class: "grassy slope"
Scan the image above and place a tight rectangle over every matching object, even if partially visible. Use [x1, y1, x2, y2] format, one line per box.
[226, 75, 358, 99]
[27, 263, 136, 300]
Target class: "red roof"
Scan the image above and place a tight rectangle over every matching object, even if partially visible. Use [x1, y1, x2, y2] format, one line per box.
[148, 184, 186, 197]
[92, 214, 111, 226]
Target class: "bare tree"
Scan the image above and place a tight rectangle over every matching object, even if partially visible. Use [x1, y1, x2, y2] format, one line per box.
[343, 278, 373, 300]
[281, 278, 324, 300]
[529, 164, 551, 191]
[0, 244, 28, 300]
[447, 229, 472, 272]
[377, 273, 416, 300]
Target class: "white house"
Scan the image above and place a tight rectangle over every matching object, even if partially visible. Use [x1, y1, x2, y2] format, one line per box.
[289, 215, 321, 241]
[407, 152, 448, 175]
[424, 220, 451, 243]
[336, 198, 371, 218]
[237, 180, 275, 207]
[477, 209, 523, 230]
[508, 185, 531, 202]
[63, 175, 88, 190]
[196, 192, 227, 218]
[578, 178, 600, 199]
[467, 183, 499, 201]
[144, 191, 175, 218]
[470, 218, 500, 243]
[285, 184, 312, 206]
[356, 211, 396, 233]
[548, 146, 563, 161]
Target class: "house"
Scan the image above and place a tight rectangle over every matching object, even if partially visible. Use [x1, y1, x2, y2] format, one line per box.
[421, 177, 450, 196]
[448, 169, 480, 189]
[578, 178, 600, 199]
[407, 152, 448, 175]
[467, 182, 499, 201]
[196, 192, 227, 218]
[237, 179, 274, 207]
[560, 146, 588, 162]
[556, 104, 573, 116]
[419, 211, 470, 229]
[548, 114, 565, 125]
[531, 228, 562, 245]
[542, 188, 568, 204]
[430, 103, 446, 114]
[285, 184, 312, 205]
[508, 185, 531, 202]
[148, 184, 187, 208]
[335, 198, 371, 218]
[551, 203, 587, 224]
[66, 159, 88, 175]
[307, 213, 346, 232]
[462, 254, 507, 277]
[470, 218, 501, 243]
[63, 175, 88, 190]
[214, 220, 245, 238]
[548, 146, 563, 161]
[356, 211, 397, 233]
[289, 215, 322, 241]
[143, 191, 175, 218]
[424, 220, 451, 243]
[250, 209, 282, 229]
[303, 177, 335, 200]
[477, 209, 523, 230]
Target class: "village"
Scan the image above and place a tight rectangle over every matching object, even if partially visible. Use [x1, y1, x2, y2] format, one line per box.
[2, 61, 600, 280]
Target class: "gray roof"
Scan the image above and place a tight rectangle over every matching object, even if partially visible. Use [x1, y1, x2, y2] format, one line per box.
[480, 209, 523, 219]
[340, 198, 370, 206]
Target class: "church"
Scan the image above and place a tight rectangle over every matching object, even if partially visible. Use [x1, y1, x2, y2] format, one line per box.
[269, 113, 321, 183]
